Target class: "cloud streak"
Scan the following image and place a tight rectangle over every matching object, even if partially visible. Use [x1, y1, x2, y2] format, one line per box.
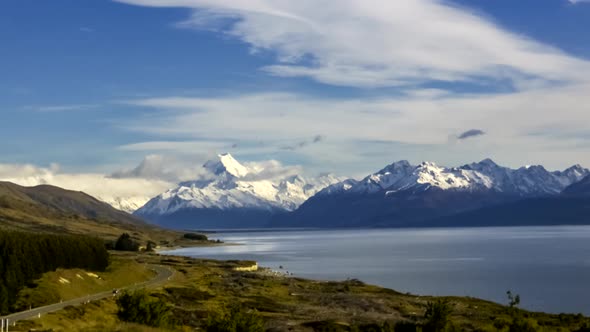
[114, 0, 590, 88]
[280, 135, 325, 151]
[458, 129, 486, 140]
[24, 104, 98, 113]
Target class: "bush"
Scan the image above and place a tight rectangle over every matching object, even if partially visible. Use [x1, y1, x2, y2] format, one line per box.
[205, 306, 265, 332]
[183, 233, 208, 241]
[145, 241, 157, 252]
[114, 233, 140, 251]
[423, 299, 453, 332]
[116, 290, 171, 327]
[395, 321, 422, 332]
[574, 323, 590, 332]
[508, 316, 542, 332]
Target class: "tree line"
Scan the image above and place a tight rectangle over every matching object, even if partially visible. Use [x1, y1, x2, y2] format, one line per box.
[0, 230, 109, 314]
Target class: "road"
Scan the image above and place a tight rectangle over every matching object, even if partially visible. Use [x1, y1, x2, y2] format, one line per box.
[0, 264, 174, 325]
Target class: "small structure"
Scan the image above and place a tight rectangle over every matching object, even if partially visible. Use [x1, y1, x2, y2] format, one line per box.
[233, 263, 259, 272]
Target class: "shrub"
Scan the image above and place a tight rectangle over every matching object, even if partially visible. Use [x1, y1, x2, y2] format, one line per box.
[574, 323, 590, 332]
[508, 316, 542, 332]
[423, 299, 453, 332]
[183, 233, 208, 241]
[145, 241, 157, 252]
[395, 321, 422, 332]
[114, 233, 140, 251]
[116, 290, 171, 327]
[205, 306, 265, 332]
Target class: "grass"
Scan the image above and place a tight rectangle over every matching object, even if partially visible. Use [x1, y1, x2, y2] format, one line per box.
[14, 254, 156, 311]
[15, 299, 179, 332]
[14, 252, 590, 332]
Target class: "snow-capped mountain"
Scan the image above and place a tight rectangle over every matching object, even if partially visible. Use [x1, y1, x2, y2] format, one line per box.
[279, 159, 589, 228]
[323, 159, 588, 197]
[135, 153, 343, 229]
[98, 196, 152, 214]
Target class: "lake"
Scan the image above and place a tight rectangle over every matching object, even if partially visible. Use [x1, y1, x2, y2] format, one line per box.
[162, 226, 590, 315]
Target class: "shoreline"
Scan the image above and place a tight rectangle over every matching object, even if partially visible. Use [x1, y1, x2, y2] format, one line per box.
[155, 240, 242, 254]
[154, 226, 590, 317]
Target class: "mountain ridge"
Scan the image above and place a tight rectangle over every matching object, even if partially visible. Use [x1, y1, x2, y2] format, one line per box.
[277, 158, 590, 228]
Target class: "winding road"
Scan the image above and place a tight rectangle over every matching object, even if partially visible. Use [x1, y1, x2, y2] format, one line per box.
[0, 264, 174, 325]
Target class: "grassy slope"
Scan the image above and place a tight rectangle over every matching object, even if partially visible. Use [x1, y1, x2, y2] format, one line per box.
[14, 254, 156, 311]
[17, 253, 590, 332]
[0, 181, 181, 244]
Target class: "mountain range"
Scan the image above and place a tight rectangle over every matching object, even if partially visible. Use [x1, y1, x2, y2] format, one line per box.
[280, 159, 590, 228]
[133, 154, 590, 229]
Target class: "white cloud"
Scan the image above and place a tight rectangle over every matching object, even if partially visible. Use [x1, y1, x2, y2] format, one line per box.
[0, 162, 174, 212]
[118, 140, 233, 154]
[114, 0, 590, 87]
[242, 160, 303, 181]
[23, 104, 98, 112]
[121, 82, 590, 172]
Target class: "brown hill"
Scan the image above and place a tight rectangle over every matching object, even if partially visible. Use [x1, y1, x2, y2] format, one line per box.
[0, 181, 179, 243]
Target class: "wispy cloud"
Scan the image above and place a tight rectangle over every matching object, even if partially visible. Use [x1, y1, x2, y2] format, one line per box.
[118, 140, 232, 153]
[458, 129, 486, 140]
[24, 104, 98, 113]
[79, 27, 95, 33]
[119, 82, 590, 170]
[114, 0, 590, 88]
[280, 135, 325, 151]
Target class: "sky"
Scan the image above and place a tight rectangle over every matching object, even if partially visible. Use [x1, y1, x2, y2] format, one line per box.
[2, 0, 590, 200]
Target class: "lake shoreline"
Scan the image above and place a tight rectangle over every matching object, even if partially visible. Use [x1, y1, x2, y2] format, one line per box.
[160, 226, 590, 315]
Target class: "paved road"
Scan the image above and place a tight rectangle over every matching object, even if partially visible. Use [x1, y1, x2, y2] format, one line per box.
[0, 264, 174, 325]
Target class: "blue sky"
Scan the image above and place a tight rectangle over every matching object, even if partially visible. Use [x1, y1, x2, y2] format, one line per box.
[2, 0, 590, 181]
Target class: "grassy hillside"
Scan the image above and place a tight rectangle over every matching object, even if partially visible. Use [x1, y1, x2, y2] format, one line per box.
[14, 254, 156, 312]
[17, 252, 590, 332]
[0, 181, 180, 243]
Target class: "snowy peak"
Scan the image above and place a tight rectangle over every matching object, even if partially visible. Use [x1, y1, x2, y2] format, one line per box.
[136, 154, 344, 218]
[354, 160, 415, 194]
[203, 153, 250, 178]
[554, 164, 589, 185]
[346, 159, 589, 197]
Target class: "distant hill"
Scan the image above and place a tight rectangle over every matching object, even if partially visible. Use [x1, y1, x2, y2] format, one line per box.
[422, 196, 590, 227]
[0, 181, 178, 241]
